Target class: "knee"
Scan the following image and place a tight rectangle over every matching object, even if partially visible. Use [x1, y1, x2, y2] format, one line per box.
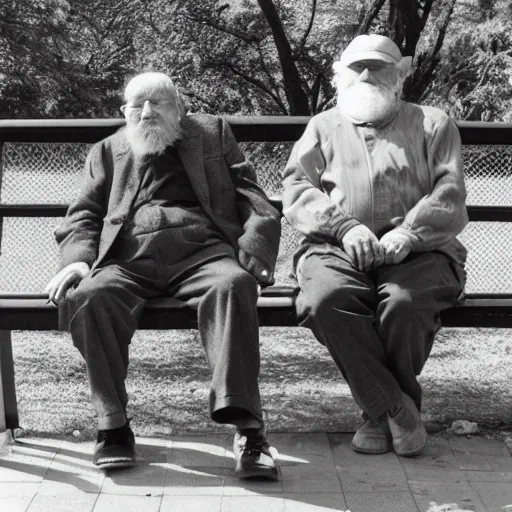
[378, 285, 417, 325]
[212, 269, 257, 298]
[297, 286, 356, 324]
[68, 276, 114, 312]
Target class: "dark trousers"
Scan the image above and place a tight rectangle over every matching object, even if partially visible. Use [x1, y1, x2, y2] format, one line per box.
[65, 254, 263, 431]
[295, 246, 463, 419]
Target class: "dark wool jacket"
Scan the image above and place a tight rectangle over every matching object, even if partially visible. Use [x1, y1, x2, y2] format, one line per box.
[55, 114, 281, 281]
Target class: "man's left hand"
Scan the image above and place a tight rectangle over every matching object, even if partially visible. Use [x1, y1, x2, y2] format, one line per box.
[238, 250, 273, 285]
[380, 230, 412, 265]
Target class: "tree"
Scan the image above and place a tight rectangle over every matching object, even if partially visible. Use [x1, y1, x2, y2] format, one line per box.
[0, 0, 140, 117]
[136, 0, 460, 115]
[422, 0, 512, 121]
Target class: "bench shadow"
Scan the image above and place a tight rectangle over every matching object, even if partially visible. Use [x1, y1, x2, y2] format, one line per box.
[1, 437, 349, 510]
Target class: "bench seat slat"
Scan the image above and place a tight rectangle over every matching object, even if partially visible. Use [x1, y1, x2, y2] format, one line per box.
[1, 294, 512, 330]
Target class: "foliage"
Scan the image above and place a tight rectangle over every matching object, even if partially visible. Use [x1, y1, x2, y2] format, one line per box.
[422, 1, 512, 121]
[0, 0, 139, 118]
[0, 0, 511, 119]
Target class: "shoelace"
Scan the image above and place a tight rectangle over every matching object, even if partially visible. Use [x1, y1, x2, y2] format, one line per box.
[97, 427, 131, 446]
[239, 432, 267, 456]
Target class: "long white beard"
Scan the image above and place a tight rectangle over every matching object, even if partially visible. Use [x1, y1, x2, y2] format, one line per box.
[337, 82, 400, 125]
[125, 117, 184, 158]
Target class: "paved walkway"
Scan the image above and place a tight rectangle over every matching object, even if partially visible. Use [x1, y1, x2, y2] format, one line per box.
[0, 432, 511, 512]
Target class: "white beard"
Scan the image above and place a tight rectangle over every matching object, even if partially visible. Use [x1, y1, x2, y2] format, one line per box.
[125, 117, 184, 158]
[337, 82, 400, 125]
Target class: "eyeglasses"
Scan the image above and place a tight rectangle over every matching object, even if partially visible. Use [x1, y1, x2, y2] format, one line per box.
[125, 99, 174, 111]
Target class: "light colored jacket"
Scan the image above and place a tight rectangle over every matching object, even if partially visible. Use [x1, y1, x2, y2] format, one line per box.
[282, 103, 468, 267]
[56, 114, 281, 278]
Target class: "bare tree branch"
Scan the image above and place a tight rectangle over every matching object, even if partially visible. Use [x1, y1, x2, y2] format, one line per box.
[255, 42, 285, 105]
[183, 11, 260, 44]
[257, 0, 310, 114]
[357, 0, 386, 34]
[181, 89, 217, 109]
[207, 60, 289, 114]
[293, 0, 317, 58]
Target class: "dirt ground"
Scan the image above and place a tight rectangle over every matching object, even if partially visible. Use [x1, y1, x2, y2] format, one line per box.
[10, 325, 512, 441]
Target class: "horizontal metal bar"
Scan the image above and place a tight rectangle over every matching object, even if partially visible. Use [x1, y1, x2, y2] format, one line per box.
[467, 206, 512, 222]
[1, 118, 512, 144]
[0, 204, 68, 217]
[1, 295, 512, 329]
[2, 203, 512, 222]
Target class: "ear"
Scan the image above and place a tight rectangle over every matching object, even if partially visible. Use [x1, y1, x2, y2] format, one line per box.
[120, 105, 126, 115]
[396, 56, 413, 76]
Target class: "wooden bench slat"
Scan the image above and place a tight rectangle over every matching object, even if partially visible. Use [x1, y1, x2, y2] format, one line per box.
[1, 295, 512, 330]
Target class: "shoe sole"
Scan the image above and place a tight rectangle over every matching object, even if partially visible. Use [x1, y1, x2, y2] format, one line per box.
[94, 459, 137, 470]
[234, 466, 280, 481]
[351, 443, 392, 455]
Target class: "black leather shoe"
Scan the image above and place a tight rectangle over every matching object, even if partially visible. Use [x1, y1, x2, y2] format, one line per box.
[233, 428, 279, 480]
[93, 423, 136, 469]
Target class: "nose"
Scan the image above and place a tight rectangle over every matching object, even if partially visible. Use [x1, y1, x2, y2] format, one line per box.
[140, 100, 154, 119]
[359, 68, 371, 81]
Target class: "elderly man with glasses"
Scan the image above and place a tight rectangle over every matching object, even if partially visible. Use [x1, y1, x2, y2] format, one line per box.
[46, 72, 281, 477]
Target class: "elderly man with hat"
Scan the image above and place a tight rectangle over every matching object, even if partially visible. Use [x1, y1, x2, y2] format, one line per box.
[45, 72, 281, 478]
[282, 35, 468, 456]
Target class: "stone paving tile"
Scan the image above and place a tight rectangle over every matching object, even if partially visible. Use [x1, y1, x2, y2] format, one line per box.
[100, 463, 167, 496]
[93, 494, 162, 512]
[329, 433, 409, 493]
[46, 442, 105, 494]
[0, 444, 54, 482]
[164, 464, 228, 496]
[223, 474, 283, 496]
[0, 496, 34, 512]
[268, 433, 341, 494]
[465, 470, 512, 482]
[470, 481, 512, 511]
[283, 493, 348, 511]
[450, 437, 512, 472]
[26, 491, 98, 512]
[135, 437, 170, 464]
[400, 436, 468, 483]
[221, 495, 285, 512]
[344, 491, 419, 512]
[409, 478, 487, 512]
[167, 434, 233, 468]
[160, 495, 222, 511]
[0, 482, 40, 498]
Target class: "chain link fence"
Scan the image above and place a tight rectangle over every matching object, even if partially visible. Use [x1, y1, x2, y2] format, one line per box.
[1, 141, 511, 294]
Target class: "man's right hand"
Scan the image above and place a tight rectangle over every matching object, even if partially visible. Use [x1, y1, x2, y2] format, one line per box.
[44, 262, 90, 304]
[342, 224, 384, 272]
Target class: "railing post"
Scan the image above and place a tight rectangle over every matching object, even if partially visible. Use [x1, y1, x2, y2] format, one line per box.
[0, 330, 19, 435]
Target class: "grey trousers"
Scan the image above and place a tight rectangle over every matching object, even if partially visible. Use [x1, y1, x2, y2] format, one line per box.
[295, 246, 464, 419]
[65, 254, 263, 431]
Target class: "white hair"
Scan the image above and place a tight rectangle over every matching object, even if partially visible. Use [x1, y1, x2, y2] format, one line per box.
[124, 72, 186, 118]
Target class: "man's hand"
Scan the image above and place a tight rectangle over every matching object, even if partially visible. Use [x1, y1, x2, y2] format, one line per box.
[380, 230, 412, 265]
[238, 250, 273, 285]
[342, 224, 384, 272]
[44, 262, 90, 304]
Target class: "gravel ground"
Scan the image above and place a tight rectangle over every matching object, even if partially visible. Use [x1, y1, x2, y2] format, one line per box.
[10, 326, 512, 441]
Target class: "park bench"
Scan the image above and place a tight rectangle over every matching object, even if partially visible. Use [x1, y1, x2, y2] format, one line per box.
[1, 117, 512, 436]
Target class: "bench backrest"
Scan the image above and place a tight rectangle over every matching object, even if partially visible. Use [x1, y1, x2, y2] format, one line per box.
[1, 118, 511, 295]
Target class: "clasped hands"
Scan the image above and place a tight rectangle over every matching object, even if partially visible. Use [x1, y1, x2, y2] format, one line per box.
[342, 224, 412, 272]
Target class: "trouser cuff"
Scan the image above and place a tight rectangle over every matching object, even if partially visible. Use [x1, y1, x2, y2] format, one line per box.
[211, 395, 264, 429]
[97, 411, 127, 431]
